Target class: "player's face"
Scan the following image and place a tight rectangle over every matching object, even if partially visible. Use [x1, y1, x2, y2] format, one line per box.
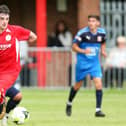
[88, 18, 98, 30]
[0, 13, 9, 31]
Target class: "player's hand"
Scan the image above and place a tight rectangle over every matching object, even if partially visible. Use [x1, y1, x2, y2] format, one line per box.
[101, 51, 107, 58]
[83, 48, 91, 54]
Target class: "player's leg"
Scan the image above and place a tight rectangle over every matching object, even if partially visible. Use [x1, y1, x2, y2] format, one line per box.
[1, 87, 22, 126]
[93, 77, 105, 117]
[66, 80, 83, 116]
[0, 103, 6, 120]
[0, 88, 6, 120]
[6, 88, 22, 115]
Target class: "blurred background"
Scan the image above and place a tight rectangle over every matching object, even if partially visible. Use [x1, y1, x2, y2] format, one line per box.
[1, 0, 126, 89]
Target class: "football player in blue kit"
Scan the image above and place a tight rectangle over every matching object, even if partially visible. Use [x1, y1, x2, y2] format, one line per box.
[66, 15, 107, 117]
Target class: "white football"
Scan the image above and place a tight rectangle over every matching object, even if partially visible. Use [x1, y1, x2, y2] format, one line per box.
[11, 107, 30, 125]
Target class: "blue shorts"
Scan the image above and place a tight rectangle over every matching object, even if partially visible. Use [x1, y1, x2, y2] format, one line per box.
[6, 86, 20, 99]
[75, 64, 102, 82]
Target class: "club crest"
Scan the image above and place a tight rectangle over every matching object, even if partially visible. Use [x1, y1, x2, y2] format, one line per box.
[6, 34, 11, 42]
[97, 36, 102, 42]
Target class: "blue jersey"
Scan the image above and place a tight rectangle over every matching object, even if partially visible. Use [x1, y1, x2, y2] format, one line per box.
[73, 26, 106, 82]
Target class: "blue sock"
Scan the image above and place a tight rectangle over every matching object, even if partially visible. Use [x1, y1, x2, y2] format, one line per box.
[96, 90, 103, 110]
[6, 99, 21, 113]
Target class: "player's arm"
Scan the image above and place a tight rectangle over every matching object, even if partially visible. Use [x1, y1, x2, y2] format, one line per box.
[12, 25, 37, 43]
[101, 42, 107, 58]
[72, 32, 91, 54]
[27, 31, 37, 44]
[72, 43, 91, 54]
[101, 28, 107, 58]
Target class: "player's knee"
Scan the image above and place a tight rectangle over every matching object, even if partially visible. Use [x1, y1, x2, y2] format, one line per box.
[13, 92, 22, 101]
[96, 83, 102, 90]
[74, 81, 83, 90]
[74, 86, 80, 90]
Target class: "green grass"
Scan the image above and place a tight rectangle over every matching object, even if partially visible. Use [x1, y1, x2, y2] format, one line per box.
[7, 88, 126, 126]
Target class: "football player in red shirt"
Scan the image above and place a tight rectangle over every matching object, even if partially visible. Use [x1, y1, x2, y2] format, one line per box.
[0, 4, 37, 121]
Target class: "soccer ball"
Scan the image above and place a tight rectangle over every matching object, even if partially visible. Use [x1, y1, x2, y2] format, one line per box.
[11, 107, 30, 125]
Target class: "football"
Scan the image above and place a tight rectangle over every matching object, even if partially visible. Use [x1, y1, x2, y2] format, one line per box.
[11, 107, 30, 125]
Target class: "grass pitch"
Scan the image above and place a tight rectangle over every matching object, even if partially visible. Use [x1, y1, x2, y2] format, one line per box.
[7, 88, 126, 126]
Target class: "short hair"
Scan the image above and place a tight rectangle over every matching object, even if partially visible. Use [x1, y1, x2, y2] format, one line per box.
[88, 15, 100, 21]
[0, 4, 10, 15]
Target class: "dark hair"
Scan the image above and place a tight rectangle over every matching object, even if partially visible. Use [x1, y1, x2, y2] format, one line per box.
[55, 20, 68, 36]
[88, 15, 100, 21]
[0, 4, 10, 14]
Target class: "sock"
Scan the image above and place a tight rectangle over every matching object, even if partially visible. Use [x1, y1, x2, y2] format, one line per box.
[96, 90, 103, 112]
[6, 99, 21, 113]
[67, 87, 78, 104]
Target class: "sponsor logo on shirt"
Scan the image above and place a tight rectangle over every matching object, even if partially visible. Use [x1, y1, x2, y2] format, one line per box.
[0, 44, 12, 50]
[85, 47, 99, 56]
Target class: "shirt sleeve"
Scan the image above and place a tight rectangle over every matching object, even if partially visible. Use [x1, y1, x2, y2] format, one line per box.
[101, 29, 107, 43]
[102, 33, 107, 43]
[72, 31, 82, 44]
[12, 25, 31, 41]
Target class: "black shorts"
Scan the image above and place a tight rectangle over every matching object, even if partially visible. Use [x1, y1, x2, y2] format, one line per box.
[6, 86, 20, 99]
